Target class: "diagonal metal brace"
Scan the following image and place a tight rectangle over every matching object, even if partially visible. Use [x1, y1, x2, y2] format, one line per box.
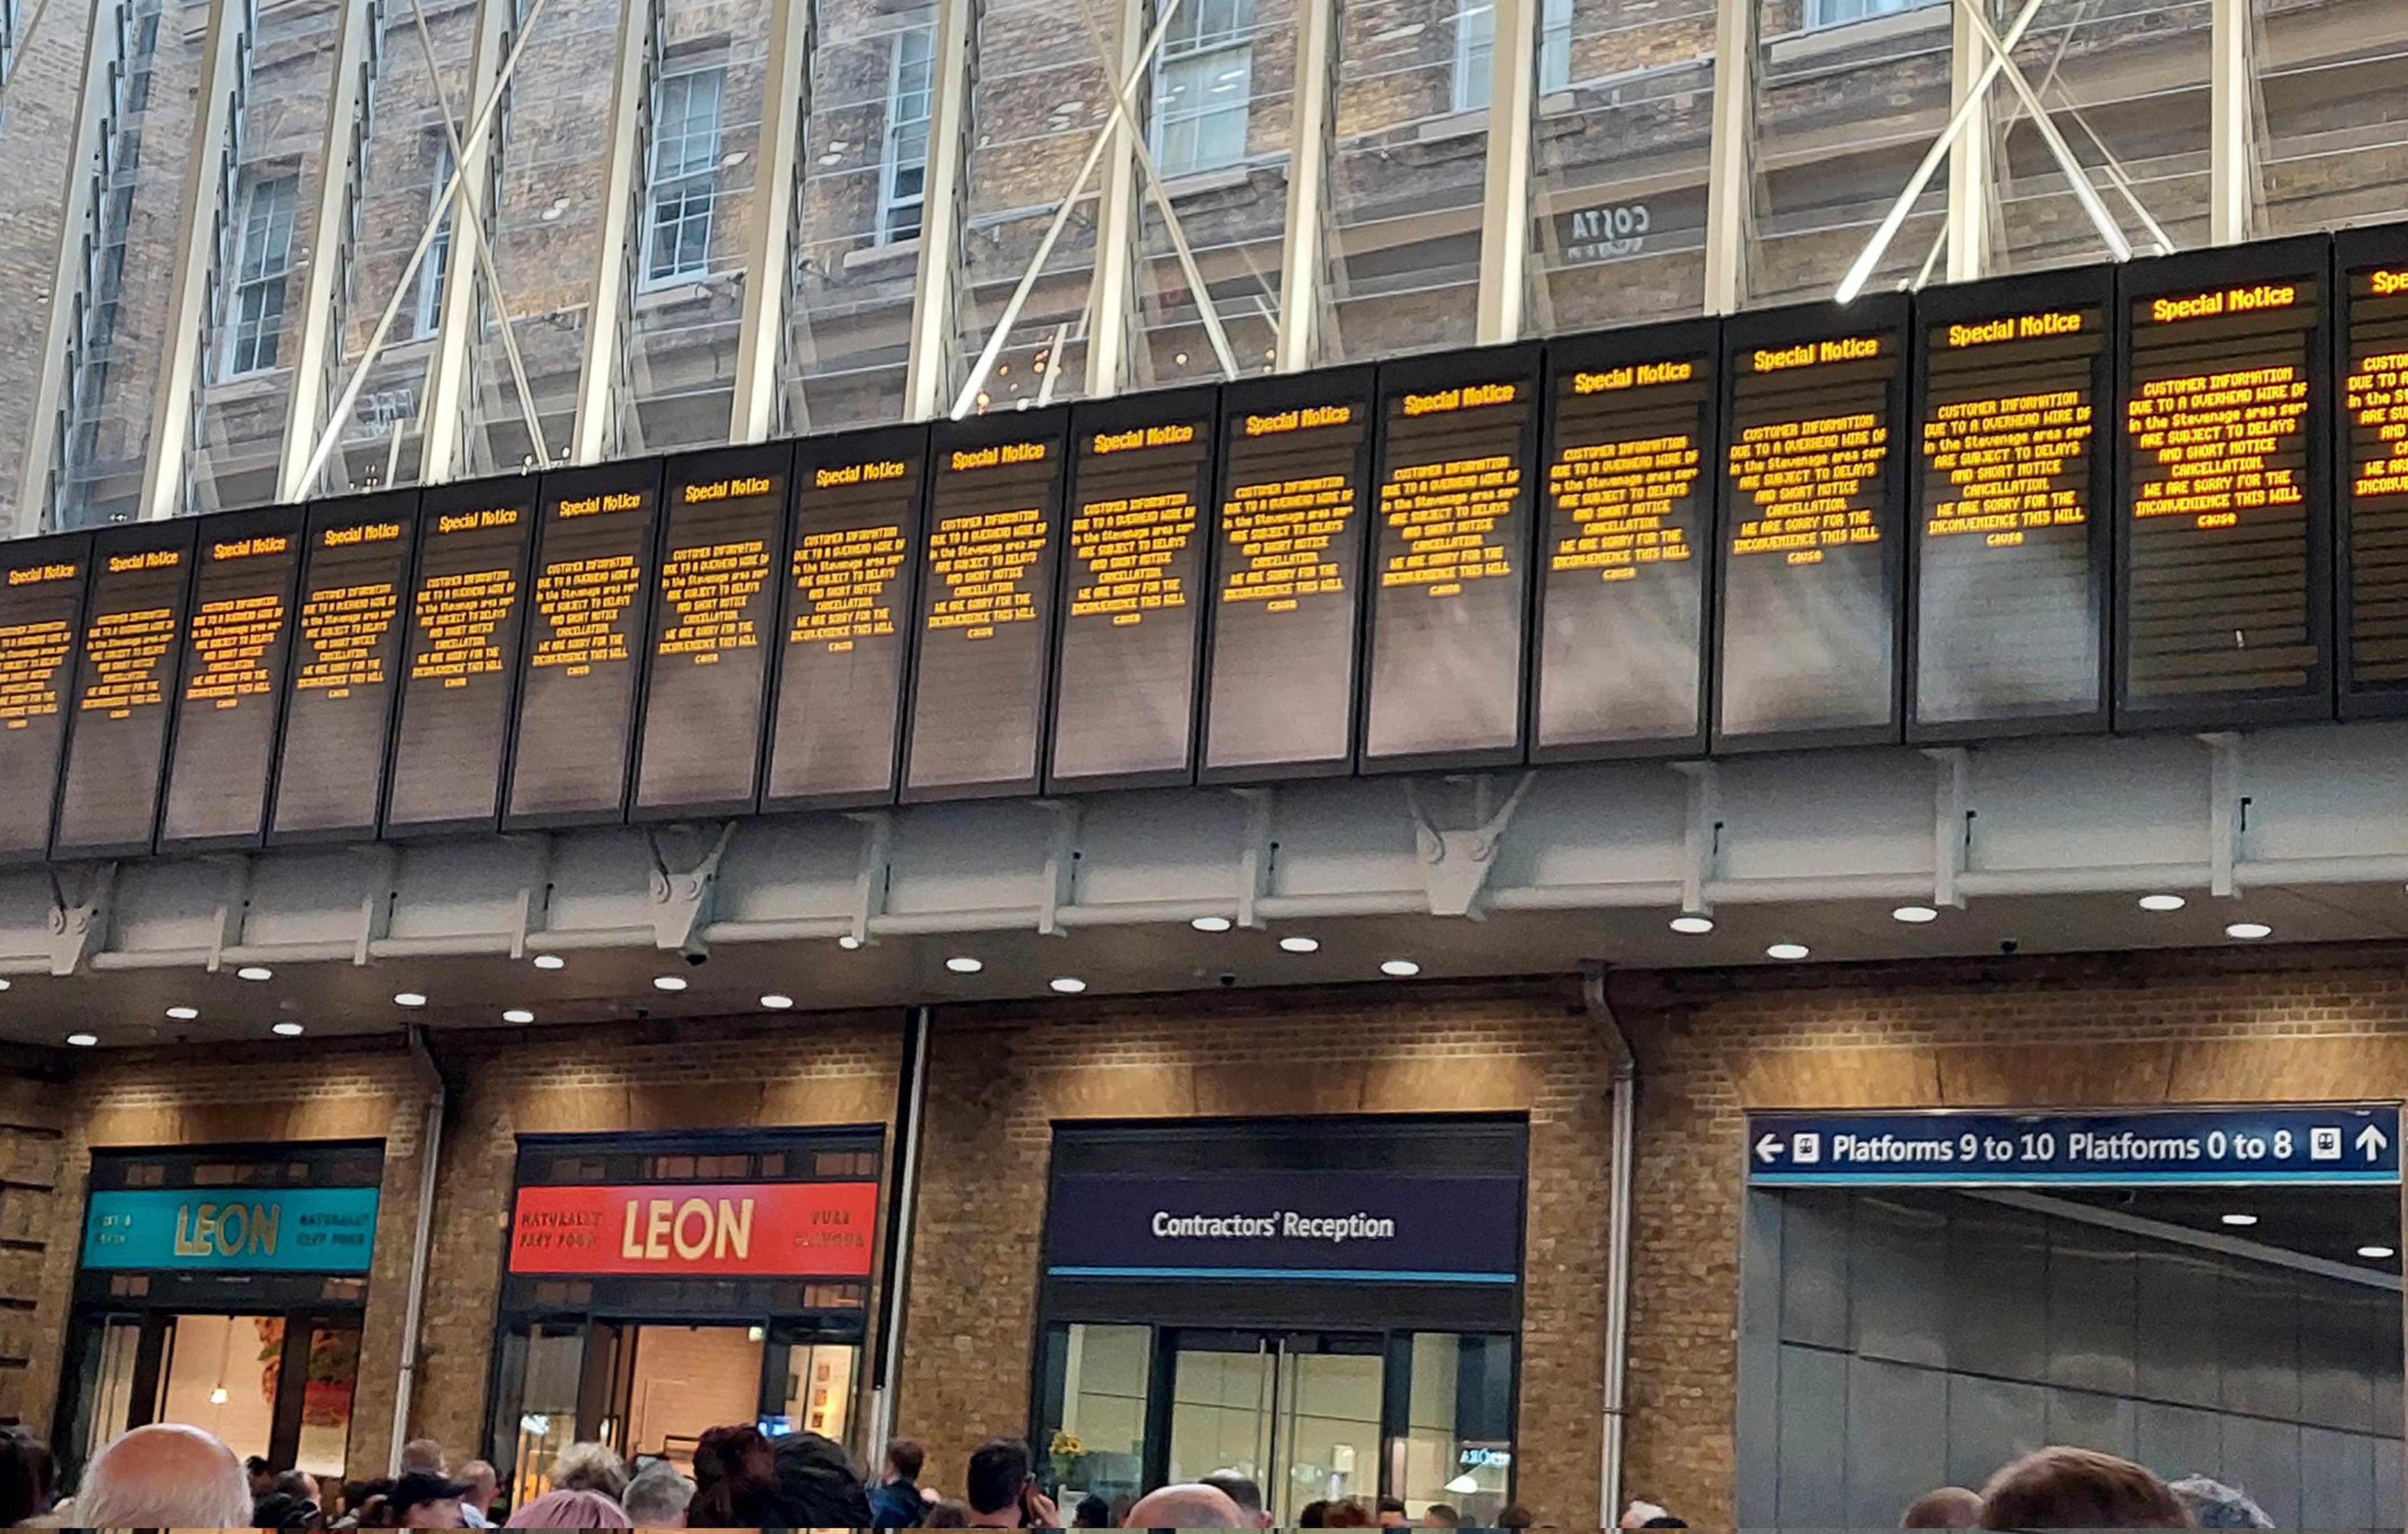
[646, 823, 738, 954]
[1036, 800, 1084, 937]
[45, 863, 116, 977]
[846, 810, 895, 947]
[1405, 773, 1536, 918]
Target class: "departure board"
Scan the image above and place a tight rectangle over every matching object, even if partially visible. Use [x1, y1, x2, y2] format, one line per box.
[270, 494, 417, 843]
[763, 426, 926, 809]
[1048, 389, 1215, 790]
[157, 507, 305, 849]
[1363, 347, 1539, 770]
[2119, 242, 2331, 727]
[634, 445, 789, 815]
[1533, 324, 1715, 759]
[1201, 369, 1376, 780]
[1716, 298, 1910, 748]
[2338, 229, 2408, 715]
[0, 536, 89, 862]
[54, 523, 195, 857]
[385, 482, 537, 834]
[902, 414, 1066, 801]
[1911, 273, 2111, 736]
[503, 464, 659, 827]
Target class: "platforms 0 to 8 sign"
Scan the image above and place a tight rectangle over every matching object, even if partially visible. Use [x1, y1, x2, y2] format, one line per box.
[1747, 1106, 2401, 1187]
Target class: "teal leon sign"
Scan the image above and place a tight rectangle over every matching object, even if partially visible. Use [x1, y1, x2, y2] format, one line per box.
[80, 1187, 381, 1273]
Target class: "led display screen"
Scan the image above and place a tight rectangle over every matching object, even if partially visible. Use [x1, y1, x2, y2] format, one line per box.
[0, 535, 89, 862]
[54, 523, 195, 857]
[271, 494, 417, 843]
[158, 505, 304, 848]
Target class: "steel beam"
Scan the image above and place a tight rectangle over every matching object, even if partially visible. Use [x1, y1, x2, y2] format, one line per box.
[1273, 0, 1336, 369]
[898, 0, 976, 419]
[1945, 0, 1993, 284]
[2209, 0, 2256, 245]
[1700, 0, 1752, 314]
[1081, 0, 1146, 397]
[1473, 0, 1536, 344]
[277, 0, 379, 502]
[730, 0, 815, 441]
[567, 0, 657, 463]
[417, 0, 514, 483]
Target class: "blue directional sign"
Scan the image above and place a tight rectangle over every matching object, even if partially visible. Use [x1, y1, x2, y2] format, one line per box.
[1747, 1106, 2400, 1188]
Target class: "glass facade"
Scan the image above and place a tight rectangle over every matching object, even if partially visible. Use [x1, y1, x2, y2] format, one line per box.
[0, 0, 2394, 531]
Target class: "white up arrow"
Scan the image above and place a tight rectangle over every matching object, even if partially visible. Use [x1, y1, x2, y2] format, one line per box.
[2359, 1123, 2390, 1162]
[1756, 1133, 1784, 1165]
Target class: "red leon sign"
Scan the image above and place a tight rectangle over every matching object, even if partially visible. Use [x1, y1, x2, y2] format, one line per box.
[508, 1182, 879, 1277]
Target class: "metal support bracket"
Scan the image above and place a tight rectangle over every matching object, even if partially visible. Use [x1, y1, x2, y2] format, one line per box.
[847, 810, 895, 946]
[1233, 787, 1276, 929]
[1405, 772, 1535, 918]
[2203, 732, 2244, 898]
[1037, 800, 1084, 936]
[1925, 747, 1972, 909]
[506, 834, 557, 959]
[45, 863, 116, 976]
[206, 856, 257, 970]
[646, 823, 737, 953]
[1672, 760, 1721, 916]
[355, 844, 401, 966]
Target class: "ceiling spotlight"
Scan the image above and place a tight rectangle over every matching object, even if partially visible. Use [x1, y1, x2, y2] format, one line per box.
[502, 1007, 535, 1024]
[2225, 921, 2272, 941]
[393, 992, 427, 1008]
[759, 993, 795, 1010]
[208, 1387, 229, 1406]
[1891, 905, 1939, 925]
[1669, 915, 1715, 935]
[2138, 894, 2187, 912]
[2360, 1245, 2396, 1260]
[65, 1033, 96, 1048]
[532, 954, 565, 971]
[838, 934, 863, 950]
[271, 1022, 305, 1037]
[652, 975, 689, 992]
[165, 1006, 198, 1021]
[1049, 976, 1088, 994]
[0, 978, 12, 992]
[236, 965, 272, 981]
[2220, 1213, 2259, 1228]
[1766, 942, 1811, 962]
[945, 956, 984, 975]
[1191, 916, 1233, 933]
[1380, 959, 1421, 977]
[1278, 935, 1320, 954]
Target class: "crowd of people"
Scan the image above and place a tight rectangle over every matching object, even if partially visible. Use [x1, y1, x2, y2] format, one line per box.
[0, 1416, 2289, 1528]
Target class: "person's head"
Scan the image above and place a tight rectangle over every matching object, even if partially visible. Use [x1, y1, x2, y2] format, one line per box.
[345, 1477, 395, 1520]
[459, 1459, 498, 1514]
[400, 1438, 449, 1476]
[276, 1468, 322, 1506]
[768, 1430, 873, 1528]
[1124, 1483, 1247, 1528]
[965, 1438, 1034, 1516]
[76, 1422, 255, 1529]
[1496, 1505, 1535, 1529]
[1641, 1521, 1688, 1529]
[554, 1441, 631, 1500]
[1201, 1469, 1269, 1528]
[1619, 1502, 1670, 1530]
[1422, 1506, 1462, 1529]
[1980, 1447, 2192, 1529]
[389, 1469, 473, 1528]
[927, 1500, 974, 1528]
[249, 1455, 278, 1495]
[1072, 1492, 1114, 1528]
[1298, 1501, 1331, 1528]
[688, 1425, 778, 1526]
[0, 1424, 55, 1524]
[254, 1489, 322, 1530]
[505, 1488, 633, 1528]
[1378, 1495, 1409, 1528]
[2167, 1477, 2273, 1529]
[885, 1436, 927, 1486]
[1902, 1486, 1986, 1529]
[621, 1460, 695, 1528]
[1325, 1501, 1374, 1528]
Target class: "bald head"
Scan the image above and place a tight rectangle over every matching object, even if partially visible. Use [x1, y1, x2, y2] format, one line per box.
[1125, 1484, 1248, 1528]
[77, 1423, 254, 1529]
[1900, 1486, 1984, 1529]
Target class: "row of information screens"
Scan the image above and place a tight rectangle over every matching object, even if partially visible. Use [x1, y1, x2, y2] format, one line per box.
[10, 229, 2408, 858]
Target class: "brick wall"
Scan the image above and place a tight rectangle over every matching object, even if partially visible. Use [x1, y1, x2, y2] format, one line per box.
[895, 980, 1616, 1528]
[1608, 946, 2408, 1528]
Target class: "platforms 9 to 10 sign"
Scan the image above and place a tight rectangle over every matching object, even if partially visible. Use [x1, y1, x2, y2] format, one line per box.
[13, 230, 2408, 855]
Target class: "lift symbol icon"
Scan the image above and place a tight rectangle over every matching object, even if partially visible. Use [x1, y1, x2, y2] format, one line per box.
[2312, 1126, 2342, 1161]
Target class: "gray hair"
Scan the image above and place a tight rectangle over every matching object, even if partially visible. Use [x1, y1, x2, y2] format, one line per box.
[76, 1423, 255, 1529]
[553, 1441, 631, 1499]
[2169, 1476, 2274, 1529]
[621, 1462, 696, 1526]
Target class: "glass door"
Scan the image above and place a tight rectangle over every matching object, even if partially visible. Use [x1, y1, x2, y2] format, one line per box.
[62, 1310, 364, 1479]
[1160, 1332, 1384, 1525]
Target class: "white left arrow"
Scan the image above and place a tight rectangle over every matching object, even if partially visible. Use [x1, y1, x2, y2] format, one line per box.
[2359, 1123, 2390, 1162]
[1756, 1134, 1784, 1165]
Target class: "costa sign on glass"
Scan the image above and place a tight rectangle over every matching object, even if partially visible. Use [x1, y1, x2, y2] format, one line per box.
[507, 1181, 879, 1277]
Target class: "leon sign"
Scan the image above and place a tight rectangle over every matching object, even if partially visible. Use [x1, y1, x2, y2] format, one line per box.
[507, 1181, 879, 1277]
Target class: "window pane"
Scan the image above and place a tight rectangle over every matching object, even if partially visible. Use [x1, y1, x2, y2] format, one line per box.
[626, 46, 748, 454]
[2256, 0, 2408, 237]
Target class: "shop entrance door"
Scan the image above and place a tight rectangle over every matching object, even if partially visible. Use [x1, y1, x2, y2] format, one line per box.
[1160, 1331, 1384, 1525]
[65, 1310, 363, 1476]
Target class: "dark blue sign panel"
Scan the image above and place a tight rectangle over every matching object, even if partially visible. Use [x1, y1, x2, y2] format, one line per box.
[1045, 1170, 1522, 1284]
[1748, 1106, 2400, 1188]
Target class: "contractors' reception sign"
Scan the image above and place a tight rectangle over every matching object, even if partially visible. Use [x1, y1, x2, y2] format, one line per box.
[507, 1181, 879, 1277]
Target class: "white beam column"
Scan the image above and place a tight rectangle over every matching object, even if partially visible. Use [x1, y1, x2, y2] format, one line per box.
[135, 0, 253, 520]
[730, 0, 814, 441]
[2209, 0, 2256, 245]
[1273, 0, 1336, 370]
[899, 0, 976, 419]
[567, 0, 656, 463]
[1701, 0, 1753, 314]
[1081, 0, 1147, 398]
[277, 0, 379, 501]
[1945, 0, 1993, 283]
[419, 0, 513, 483]
[1473, 0, 1535, 345]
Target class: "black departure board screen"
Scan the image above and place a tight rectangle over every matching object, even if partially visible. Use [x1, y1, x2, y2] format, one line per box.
[1717, 299, 1909, 749]
[54, 523, 195, 857]
[503, 464, 659, 827]
[1201, 369, 1376, 780]
[385, 482, 537, 834]
[271, 494, 417, 842]
[2338, 231, 2408, 715]
[0, 536, 89, 862]
[157, 507, 304, 849]
[763, 426, 925, 809]
[903, 414, 1066, 801]
[1534, 325, 1714, 759]
[1363, 348, 1539, 770]
[1048, 390, 1214, 790]
[1911, 275, 2111, 736]
[2119, 242, 2330, 727]
[634, 445, 788, 815]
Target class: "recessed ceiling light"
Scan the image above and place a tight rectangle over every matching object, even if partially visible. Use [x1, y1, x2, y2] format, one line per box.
[2225, 921, 2272, 941]
[1049, 976, 1087, 994]
[2139, 894, 2187, 912]
[0, 978, 12, 992]
[1278, 935, 1320, 954]
[165, 1006, 198, 1021]
[759, 993, 794, 1010]
[2220, 1213, 2258, 1228]
[532, 954, 565, 970]
[1669, 915, 1715, 935]
[946, 956, 984, 975]
[502, 1007, 535, 1024]
[236, 965, 272, 981]
[1766, 942, 1811, 962]
[393, 992, 427, 1008]
[1380, 959, 1421, 977]
[2360, 1245, 2396, 1260]
[271, 1022, 305, 1037]
[65, 1033, 96, 1048]
[1891, 905, 1939, 924]
[838, 934, 863, 950]
[652, 975, 689, 992]
[1191, 916, 1233, 933]
[208, 1387, 229, 1405]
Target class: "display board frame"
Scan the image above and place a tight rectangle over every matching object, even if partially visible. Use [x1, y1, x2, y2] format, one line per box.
[2333, 223, 2408, 720]
[0, 531, 93, 868]
[52, 519, 199, 860]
